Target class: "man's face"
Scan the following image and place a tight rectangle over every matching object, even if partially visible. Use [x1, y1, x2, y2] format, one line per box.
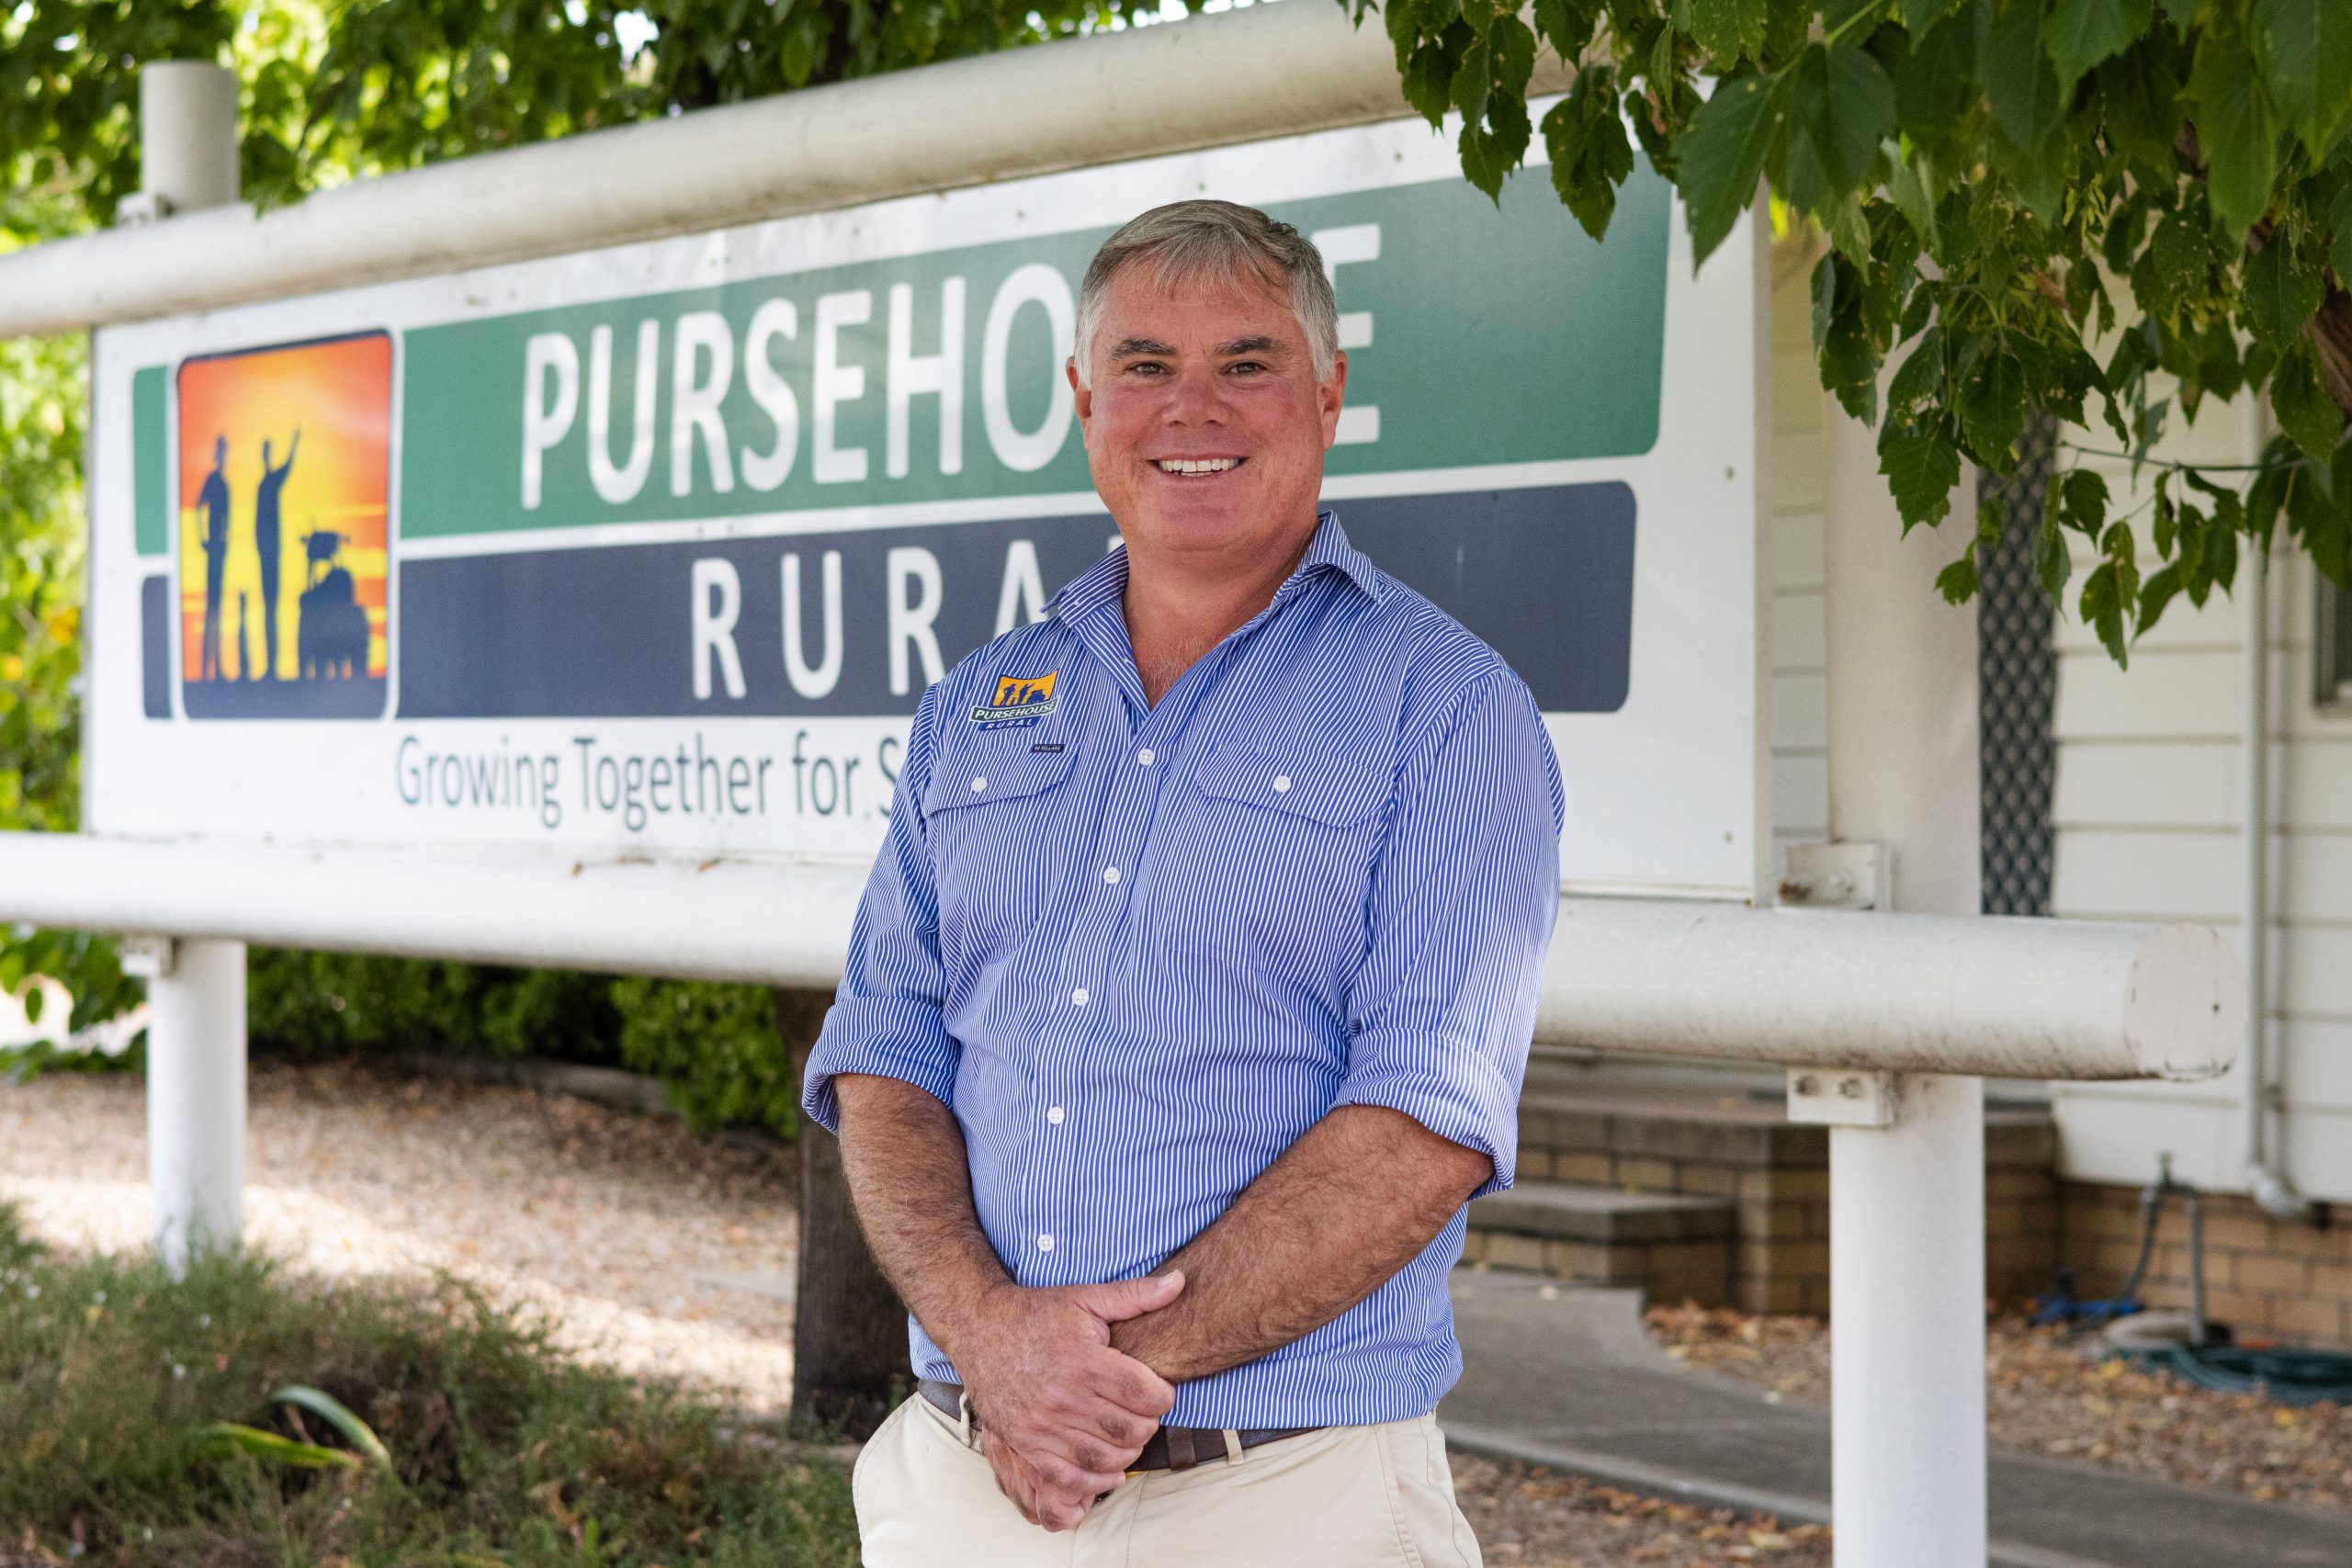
[1071, 261, 1345, 570]
[212, 437, 226, 468]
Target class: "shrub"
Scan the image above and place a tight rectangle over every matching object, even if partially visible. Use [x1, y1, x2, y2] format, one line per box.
[0, 1200, 857, 1566]
[243, 950, 809, 1140]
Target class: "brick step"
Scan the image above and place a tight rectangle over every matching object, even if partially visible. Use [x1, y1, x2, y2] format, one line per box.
[1463, 1180, 1734, 1306]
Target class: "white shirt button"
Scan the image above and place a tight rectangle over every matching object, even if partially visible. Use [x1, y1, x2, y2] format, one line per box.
[970, 776, 988, 793]
[1273, 775, 1292, 794]
[1070, 987, 1090, 1007]
[1136, 748, 1156, 766]
[1037, 1234, 1055, 1252]
[1102, 866, 1120, 885]
[1047, 1106, 1065, 1125]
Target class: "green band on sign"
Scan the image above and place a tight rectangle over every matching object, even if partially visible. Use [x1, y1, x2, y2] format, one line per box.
[133, 365, 169, 558]
[398, 167, 1670, 542]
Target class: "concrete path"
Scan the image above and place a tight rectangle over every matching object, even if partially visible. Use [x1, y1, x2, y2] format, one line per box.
[1442, 1269, 2352, 1568]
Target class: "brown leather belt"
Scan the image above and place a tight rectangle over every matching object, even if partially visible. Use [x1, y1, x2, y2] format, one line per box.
[917, 1378, 1319, 1472]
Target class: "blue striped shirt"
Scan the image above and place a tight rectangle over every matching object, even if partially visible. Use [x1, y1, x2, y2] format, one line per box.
[803, 511, 1564, 1427]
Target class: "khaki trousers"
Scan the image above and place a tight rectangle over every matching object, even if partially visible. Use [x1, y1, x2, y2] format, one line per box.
[852, 1392, 1484, 1567]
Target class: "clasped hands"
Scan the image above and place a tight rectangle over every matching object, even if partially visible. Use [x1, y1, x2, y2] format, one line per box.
[947, 1270, 1185, 1531]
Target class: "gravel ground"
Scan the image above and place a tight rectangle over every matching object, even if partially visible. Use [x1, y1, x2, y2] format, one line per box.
[0, 1056, 800, 1414]
[1447, 1456, 1830, 1566]
[1648, 1303, 2352, 1513]
[0, 1056, 1829, 1565]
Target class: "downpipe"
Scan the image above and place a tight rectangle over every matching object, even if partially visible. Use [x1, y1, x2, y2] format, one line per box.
[2240, 527, 2316, 1223]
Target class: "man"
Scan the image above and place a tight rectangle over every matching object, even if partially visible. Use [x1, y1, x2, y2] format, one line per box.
[252, 426, 300, 679]
[803, 200, 1563, 1565]
[196, 435, 232, 682]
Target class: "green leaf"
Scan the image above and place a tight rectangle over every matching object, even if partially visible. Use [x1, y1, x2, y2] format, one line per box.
[1984, 0, 2065, 152]
[1764, 0, 1813, 61]
[1453, 35, 1495, 125]
[271, 1385, 395, 1471]
[1880, 424, 1964, 526]
[1690, 0, 1770, 67]
[2251, 0, 2352, 152]
[1543, 67, 1636, 240]
[1816, 254, 1883, 418]
[2153, 490, 2185, 558]
[2242, 234, 2323, 350]
[1489, 14, 1539, 94]
[2187, 28, 2283, 243]
[2058, 467, 2111, 536]
[1904, 0, 1962, 31]
[1888, 326, 1946, 408]
[2272, 342, 2348, 457]
[1532, 0, 1605, 59]
[1955, 344, 2030, 466]
[2098, 43, 2186, 172]
[194, 1424, 366, 1472]
[1886, 149, 1937, 242]
[1812, 252, 1838, 355]
[2045, 0, 2153, 95]
[2130, 211, 2211, 322]
[2136, 561, 2184, 633]
[2036, 507, 2075, 599]
[1786, 43, 1896, 205]
[1937, 549, 1984, 604]
[2081, 558, 2130, 665]
[1896, 5, 1983, 141]
[1400, 26, 1470, 127]
[1674, 71, 1795, 261]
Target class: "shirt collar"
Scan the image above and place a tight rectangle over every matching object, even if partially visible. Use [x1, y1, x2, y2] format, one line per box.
[1050, 510, 1383, 627]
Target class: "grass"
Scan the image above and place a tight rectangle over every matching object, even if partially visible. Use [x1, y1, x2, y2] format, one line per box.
[0, 1201, 858, 1567]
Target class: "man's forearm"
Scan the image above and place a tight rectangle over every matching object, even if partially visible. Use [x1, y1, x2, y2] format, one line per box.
[1110, 1103, 1493, 1383]
[831, 1071, 1012, 1355]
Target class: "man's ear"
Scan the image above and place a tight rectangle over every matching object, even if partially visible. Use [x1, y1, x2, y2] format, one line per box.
[1069, 356, 1091, 426]
[1319, 349, 1349, 451]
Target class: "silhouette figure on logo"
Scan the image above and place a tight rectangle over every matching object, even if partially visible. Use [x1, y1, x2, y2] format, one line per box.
[237, 591, 256, 682]
[298, 525, 368, 679]
[196, 435, 232, 682]
[252, 426, 300, 680]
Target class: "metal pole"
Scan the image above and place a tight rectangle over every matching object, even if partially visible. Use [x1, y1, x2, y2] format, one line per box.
[142, 940, 246, 1274]
[0, 831, 2242, 1079]
[132, 58, 245, 1276]
[1820, 368, 1987, 1565]
[2238, 527, 2312, 1218]
[136, 62, 241, 213]
[1826, 1074, 1987, 1554]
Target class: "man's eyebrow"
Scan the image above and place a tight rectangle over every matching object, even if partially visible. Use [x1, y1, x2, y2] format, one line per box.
[1216, 335, 1286, 357]
[1108, 336, 1177, 358]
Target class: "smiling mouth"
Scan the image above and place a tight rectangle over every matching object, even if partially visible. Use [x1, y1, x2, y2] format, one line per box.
[1153, 457, 1244, 477]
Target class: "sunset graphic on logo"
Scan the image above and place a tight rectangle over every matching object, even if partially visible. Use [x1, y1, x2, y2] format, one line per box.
[176, 331, 391, 719]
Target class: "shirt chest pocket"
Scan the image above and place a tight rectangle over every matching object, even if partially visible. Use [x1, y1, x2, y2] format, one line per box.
[922, 745, 1080, 973]
[1151, 745, 1392, 981]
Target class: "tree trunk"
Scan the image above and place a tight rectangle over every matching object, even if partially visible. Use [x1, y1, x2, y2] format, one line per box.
[773, 987, 911, 1439]
[2312, 285, 2352, 421]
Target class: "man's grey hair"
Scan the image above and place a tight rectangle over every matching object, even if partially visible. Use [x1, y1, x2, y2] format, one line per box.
[1073, 200, 1339, 388]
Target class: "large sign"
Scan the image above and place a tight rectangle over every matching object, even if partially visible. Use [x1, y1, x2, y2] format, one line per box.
[87, 107, 1765, 899]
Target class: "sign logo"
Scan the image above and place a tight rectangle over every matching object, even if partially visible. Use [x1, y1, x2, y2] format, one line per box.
[971, 671, 1058, 729]
[176, 330, 393, 719]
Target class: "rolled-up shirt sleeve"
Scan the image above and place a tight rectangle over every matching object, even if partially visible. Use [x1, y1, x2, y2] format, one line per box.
[1335, 670, 1564, 1199]
[801, 685, 958, 1134]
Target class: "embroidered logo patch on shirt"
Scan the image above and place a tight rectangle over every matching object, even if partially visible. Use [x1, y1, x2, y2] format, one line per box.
[971, 671, 1058, 729]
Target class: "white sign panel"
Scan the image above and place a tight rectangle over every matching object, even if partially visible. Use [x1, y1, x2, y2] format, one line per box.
[87, 107, 1766, 900]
